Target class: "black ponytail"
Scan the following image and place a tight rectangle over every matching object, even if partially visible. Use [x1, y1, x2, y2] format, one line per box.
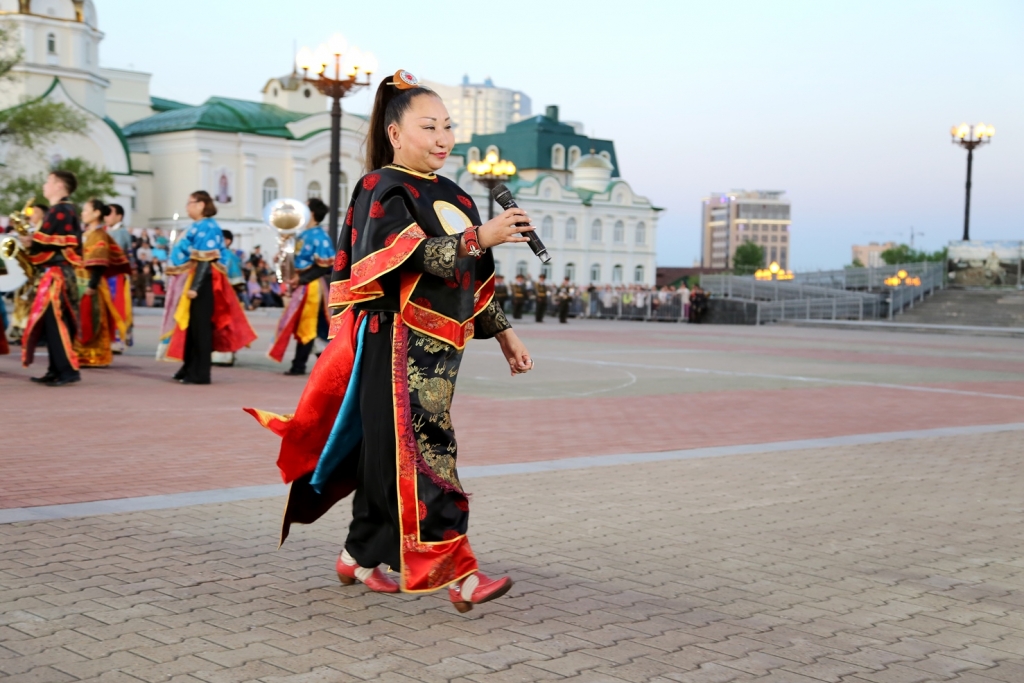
[364, 75, 437, 173]
[86, 198, 109, 217]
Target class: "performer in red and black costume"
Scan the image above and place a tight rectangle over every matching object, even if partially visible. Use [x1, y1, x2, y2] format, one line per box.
[247, 70, 536, 612]
[22, 170, 83, 386]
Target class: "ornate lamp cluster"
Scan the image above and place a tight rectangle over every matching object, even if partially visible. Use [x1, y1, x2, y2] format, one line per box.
[754, 262, 794, 281]
[295, 34, 378, 245]
[467, 151, 517, 220]
[884, 269, 922, 287]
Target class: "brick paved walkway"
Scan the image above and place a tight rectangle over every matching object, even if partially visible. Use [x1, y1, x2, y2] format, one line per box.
[3, 320, 1024, 508]
[3, 430, 1024, 682]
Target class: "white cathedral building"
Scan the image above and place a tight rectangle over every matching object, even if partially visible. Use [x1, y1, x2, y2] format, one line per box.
[0, 0, 661, 286]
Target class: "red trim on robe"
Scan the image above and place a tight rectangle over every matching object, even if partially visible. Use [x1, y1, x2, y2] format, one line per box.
[245, 308, 366, 483]
[391, 317, 479, 592]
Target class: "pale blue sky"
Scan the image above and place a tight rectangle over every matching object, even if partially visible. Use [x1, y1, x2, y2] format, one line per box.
[97, 0, 1023, 269]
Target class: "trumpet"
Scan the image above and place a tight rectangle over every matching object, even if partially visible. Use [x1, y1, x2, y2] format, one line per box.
[2, 199, 37, 279]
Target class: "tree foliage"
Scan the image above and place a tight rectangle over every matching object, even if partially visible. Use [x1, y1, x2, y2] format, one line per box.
[733, 241, 766, 275]
[879, 244, 948, 265]
[0, 23, 88, 151]
[0, 157, 114, 214]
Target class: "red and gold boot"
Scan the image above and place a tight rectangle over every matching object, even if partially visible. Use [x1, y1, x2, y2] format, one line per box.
[336, 550, 399, 593]
[448, 572, 513, 613]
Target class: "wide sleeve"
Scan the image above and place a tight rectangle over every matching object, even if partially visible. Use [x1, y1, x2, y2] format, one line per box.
[329, 179, 428, 309]
[474, 300, 512, 339]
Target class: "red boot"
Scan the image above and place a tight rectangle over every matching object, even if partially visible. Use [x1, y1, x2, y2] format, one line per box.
[336, 550, 399, 593]
[448, 572, 513, 613]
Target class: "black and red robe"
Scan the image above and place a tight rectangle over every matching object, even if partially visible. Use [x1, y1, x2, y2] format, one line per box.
[248, 165, 511, 592]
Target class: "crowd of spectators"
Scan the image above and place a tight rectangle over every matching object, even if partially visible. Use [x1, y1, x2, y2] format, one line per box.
[507, 276, 710, 323]
[119, 230, 286, 310]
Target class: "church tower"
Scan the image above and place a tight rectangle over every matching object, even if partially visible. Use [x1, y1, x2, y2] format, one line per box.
[0, 0, 108, 115]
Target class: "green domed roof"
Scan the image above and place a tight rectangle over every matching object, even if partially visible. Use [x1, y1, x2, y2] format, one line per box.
[124, 97, 309, 139]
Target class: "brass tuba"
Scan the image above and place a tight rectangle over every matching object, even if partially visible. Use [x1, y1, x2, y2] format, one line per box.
[262, 198, 310, 285]
[1, 199, 36, 279]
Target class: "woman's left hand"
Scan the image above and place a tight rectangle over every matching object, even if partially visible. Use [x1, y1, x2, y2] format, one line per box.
[496, 329, 533, 376]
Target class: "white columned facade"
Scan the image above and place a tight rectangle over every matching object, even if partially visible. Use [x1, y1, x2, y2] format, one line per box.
[243, 154, 257, 218]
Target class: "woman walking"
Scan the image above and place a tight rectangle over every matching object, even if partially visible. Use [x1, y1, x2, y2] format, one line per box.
[248, 70, 535, 612]
[157, 191, 256, 383]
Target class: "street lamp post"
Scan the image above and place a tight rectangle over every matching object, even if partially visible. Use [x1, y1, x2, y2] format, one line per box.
[296, 35, 378, 246]
[950, 122, 995, 242]
[467, 151, 517, 220]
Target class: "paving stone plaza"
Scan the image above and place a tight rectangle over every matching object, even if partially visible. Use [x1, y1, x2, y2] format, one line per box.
[3, 314, 1024, 682]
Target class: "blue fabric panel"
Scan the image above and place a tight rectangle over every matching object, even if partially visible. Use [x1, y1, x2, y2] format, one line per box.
[310, 316, 367, 493]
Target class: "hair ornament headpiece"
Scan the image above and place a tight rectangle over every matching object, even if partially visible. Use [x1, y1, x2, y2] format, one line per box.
[391, 69, 420, 90]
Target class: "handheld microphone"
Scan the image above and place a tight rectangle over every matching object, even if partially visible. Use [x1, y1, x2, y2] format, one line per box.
[490, 184, 551, 264]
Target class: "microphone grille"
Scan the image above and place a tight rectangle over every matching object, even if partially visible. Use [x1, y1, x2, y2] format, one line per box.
[491, 183, 510, 202]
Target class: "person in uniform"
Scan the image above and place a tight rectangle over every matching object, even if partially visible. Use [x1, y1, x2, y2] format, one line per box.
[247, 69, 535, 612]
[511, 273, 526, 319]
[21, 171, 82, 386]
[556, 276, 574, 323]
[269, 197, 336, 375]
[493, 274, 509, 312]
[534, 273, 549, 322]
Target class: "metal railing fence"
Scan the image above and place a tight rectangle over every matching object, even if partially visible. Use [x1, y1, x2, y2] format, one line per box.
[790, 262, 945, 290]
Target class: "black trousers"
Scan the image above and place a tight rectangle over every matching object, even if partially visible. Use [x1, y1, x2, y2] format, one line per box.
[42, 307, 78, 380]
[511, 299, 524, 319]
[535, 299, 547, 322]
[346, 314, 401, 570]
[558, 300, 570, 323]
[180, 276, 213, 383]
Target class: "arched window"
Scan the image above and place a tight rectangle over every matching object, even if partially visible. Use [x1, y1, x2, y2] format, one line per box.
[568, 146, 581, 167]
[612, 264, 623, 283]
[485, 145, 500, 159]
[541, 263, 552, 279]
[541, 216, 554, 240]
[565, 217, 577, 241]
[591, 219, 602, 243]
[635, 222, 646, 246]
[468, 147, 480, 163]
[262, 178, 279, 207]
[306, 181, 322, 199]
[613, 220, 624, 244]
[599, 150, 611, 162]
[493, 260, 502, 276]
[634, 265, 645, 283]
[565, 262, 575, 282]
[516, 260, 529, 277]
[47, 33, 56, 55]
[590, 263, 601, 283]
[551, 144, 565, 170]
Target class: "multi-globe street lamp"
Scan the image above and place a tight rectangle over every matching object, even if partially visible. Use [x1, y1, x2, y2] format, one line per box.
[295, 34, 378, 246]
[467, 151, 517, 220]
[950, 122, 995, 242]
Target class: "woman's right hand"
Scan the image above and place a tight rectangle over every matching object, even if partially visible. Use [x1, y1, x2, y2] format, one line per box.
[477, 208, 534, 250]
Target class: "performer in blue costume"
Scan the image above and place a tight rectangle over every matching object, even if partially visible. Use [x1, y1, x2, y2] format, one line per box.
[268, 197, 336, 374]
[157, 191, 256, 383]
[211, 229, 247, 366]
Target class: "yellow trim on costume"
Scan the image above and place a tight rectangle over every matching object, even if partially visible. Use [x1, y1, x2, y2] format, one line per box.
[385, 164, 437, 181]
[432, 201, 471, 236]
[296, 280, 322, 345]
[173, 271, 195, 332]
